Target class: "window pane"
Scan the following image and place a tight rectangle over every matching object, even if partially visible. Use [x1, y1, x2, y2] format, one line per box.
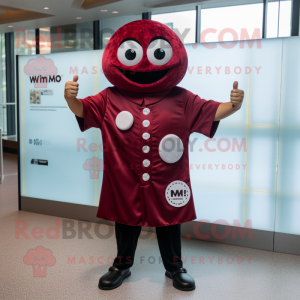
[267, 0, 291, 38]
[39, 27, 51, 54]
[14, 29, 36, 55]
[267, 1, 279, 38]
[201, 4, 263, 43]
[278, 0, 292, 37]
[276, 37, 300, 235]
[152, 10, 196, 44]
[102, 15, 141, 48]
[50, 21, 93, 53]
[14, 30, 36, 138]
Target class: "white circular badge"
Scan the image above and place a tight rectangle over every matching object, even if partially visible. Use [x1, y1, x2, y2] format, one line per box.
[159, 134, 184, 163]
[165, 181, 190, 207]
[115, 111, 134, 130]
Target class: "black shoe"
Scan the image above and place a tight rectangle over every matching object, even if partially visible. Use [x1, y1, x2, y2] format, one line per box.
[98, 266, 131, 290]
[165, 268, 195, 291]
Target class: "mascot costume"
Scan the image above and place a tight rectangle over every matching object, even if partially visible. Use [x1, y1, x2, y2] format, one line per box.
[64, 19, 244, 291]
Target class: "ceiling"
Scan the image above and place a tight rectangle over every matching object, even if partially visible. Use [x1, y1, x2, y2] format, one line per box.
[0, 4, 53, 25]
[0, 0, 261, 34]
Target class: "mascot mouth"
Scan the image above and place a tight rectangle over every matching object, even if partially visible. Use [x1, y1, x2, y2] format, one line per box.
[118, 68, 170, 84]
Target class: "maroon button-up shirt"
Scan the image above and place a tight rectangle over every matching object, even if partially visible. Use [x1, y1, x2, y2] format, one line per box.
[76, 86, 221, 227]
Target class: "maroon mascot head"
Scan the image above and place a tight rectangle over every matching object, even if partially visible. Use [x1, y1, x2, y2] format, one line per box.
[102, 20, 188, 94]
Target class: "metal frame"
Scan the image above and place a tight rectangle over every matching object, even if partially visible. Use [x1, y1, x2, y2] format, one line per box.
[4, 32, 16, 136]
[93, 20, 100, 50]
[142, 12, 152, 20]
[262, 0, 268, 38]
[99, 20, 103, 49]
[196, 5, 201, 43]
[35, 28, 40, 54]
[16, 55, 21, 209]
[291, 0, 300, 36]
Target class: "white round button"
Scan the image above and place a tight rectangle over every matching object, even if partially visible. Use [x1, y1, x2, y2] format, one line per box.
[143, 108, 150, 115]
[143, 159, 150, 167]
[159, 134, 184, 163]
[142, 146, 150, 153]
[142, 173, 150, 181]
[115, 111, 134, 130]
[142, 120, 150, 127]
[142, 133, 150, 140]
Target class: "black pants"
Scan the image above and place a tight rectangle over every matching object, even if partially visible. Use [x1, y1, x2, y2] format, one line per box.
[113, 222, 183, 272]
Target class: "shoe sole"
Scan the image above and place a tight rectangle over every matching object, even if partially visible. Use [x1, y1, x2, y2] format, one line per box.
[98, 271, 131, 290]
[165, 272, 195, 291]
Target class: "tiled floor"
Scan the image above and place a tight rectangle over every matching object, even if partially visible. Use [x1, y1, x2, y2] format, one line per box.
[1, 153, 300, 300]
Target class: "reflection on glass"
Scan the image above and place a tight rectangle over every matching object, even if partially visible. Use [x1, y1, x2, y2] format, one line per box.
[152, 10, 196, 44]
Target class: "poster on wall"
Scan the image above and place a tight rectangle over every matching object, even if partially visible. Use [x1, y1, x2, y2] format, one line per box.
[18, 50, 108, 207]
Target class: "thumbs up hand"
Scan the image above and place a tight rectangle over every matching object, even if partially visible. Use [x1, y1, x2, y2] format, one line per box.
[230, 81, 244, 108]
[64, 75, 79, 102]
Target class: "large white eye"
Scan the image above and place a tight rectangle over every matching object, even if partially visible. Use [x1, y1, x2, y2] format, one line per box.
[117, 39, 143, 66]
[147, 38, 173, 66]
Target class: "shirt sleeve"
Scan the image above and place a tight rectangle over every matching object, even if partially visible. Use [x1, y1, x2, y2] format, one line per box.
[75, 89, 107, 132]
[184, 89, 221, 138]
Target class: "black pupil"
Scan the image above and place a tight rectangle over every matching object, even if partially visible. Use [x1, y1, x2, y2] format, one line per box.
[154, 48, 165, 60]
[125, 49, 136, 60]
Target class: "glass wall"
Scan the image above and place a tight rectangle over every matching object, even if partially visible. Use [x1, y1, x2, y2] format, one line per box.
[276, 37, 300, 235]
[152, 10, 196, 44]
